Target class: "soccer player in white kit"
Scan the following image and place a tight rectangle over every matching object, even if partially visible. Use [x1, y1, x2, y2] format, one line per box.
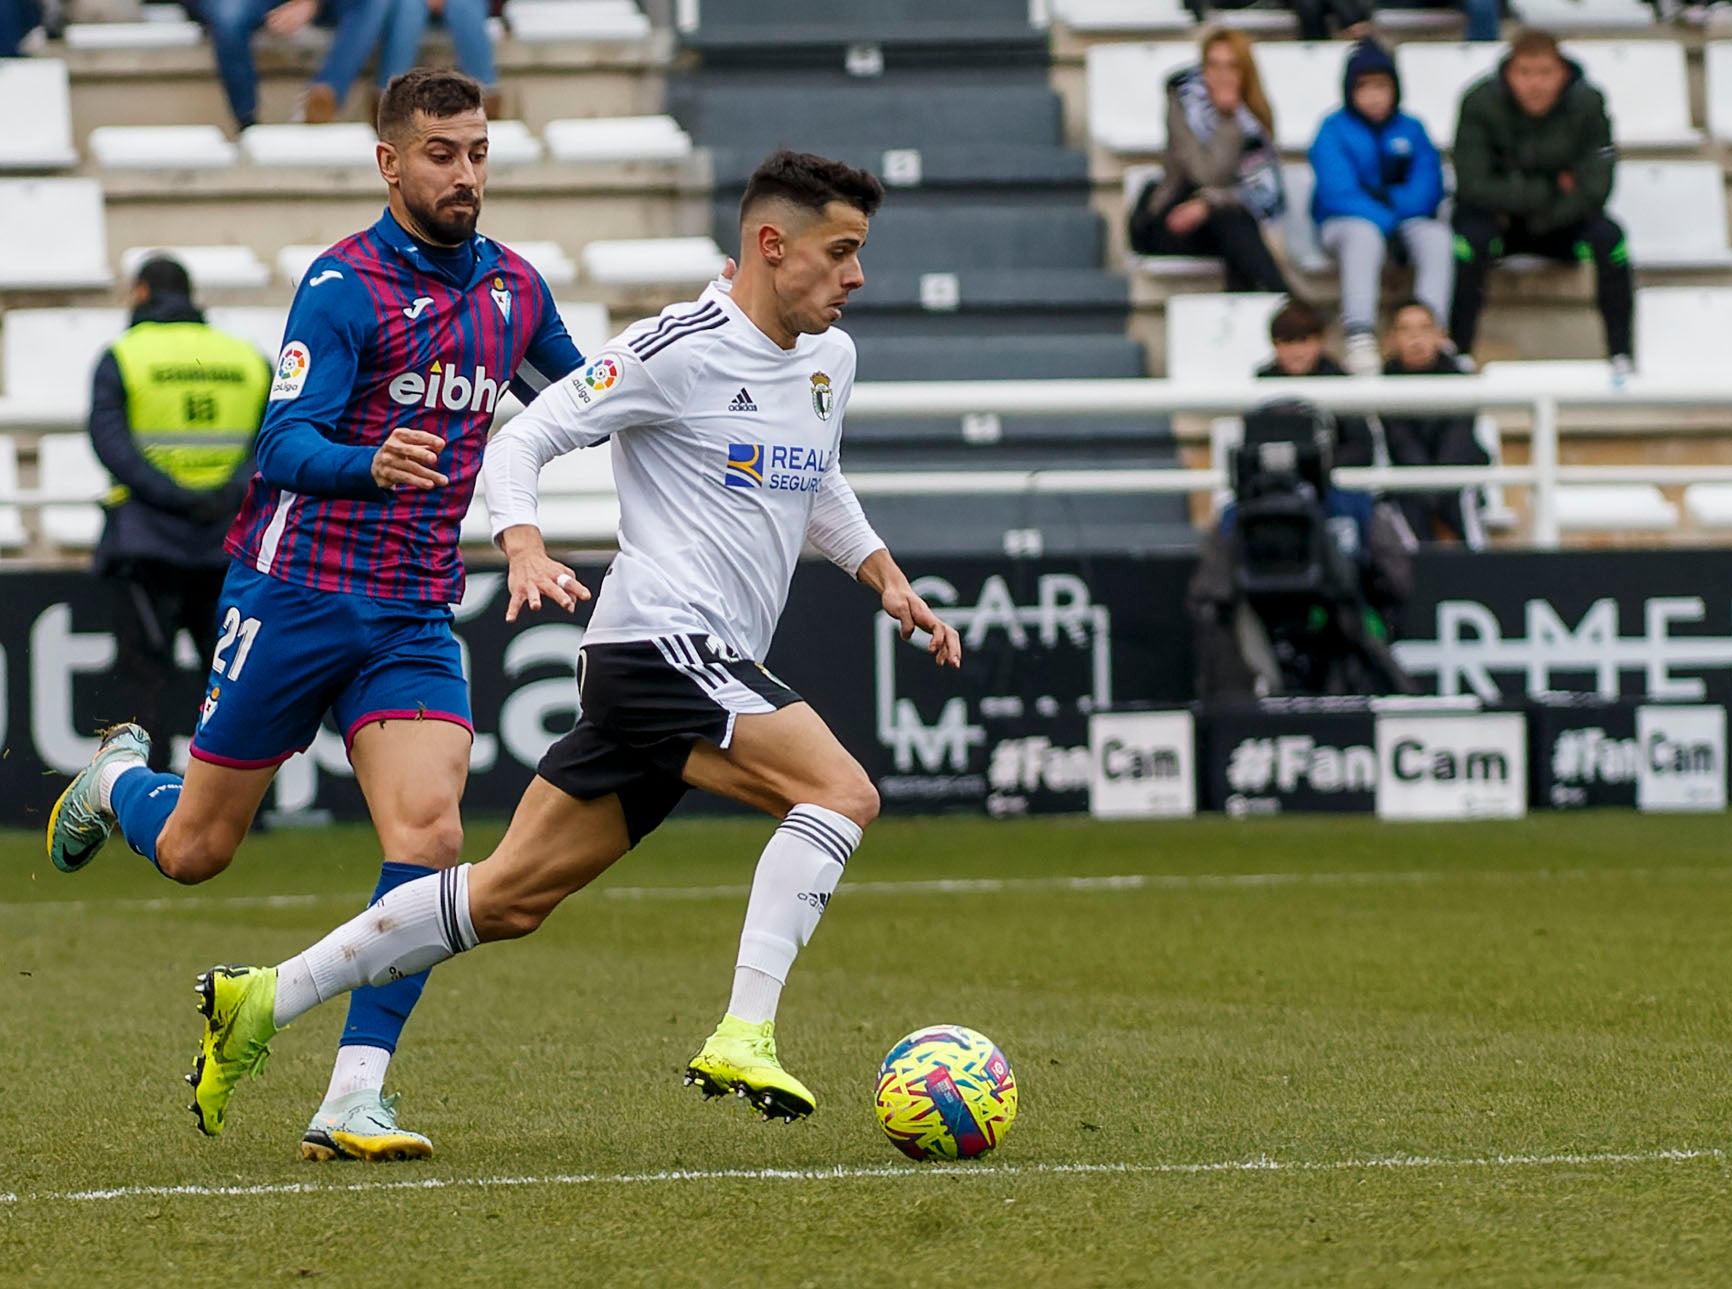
[185, 149, 963, 1131]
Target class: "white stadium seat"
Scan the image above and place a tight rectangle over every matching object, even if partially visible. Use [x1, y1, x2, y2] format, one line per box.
[1372, 6, 1462, 33]
[1053, 0, 1195, 33]
[63, 20, 203, 49]
[1554, 485, 1677, 532]
[504, 0, 652, 43]
[1120, 165, 1222, 277]
[552, 301, 614, 354]
[1707, 42, 1732, 143]
[1608, 162, 1732, 270]
[1514, 0, 1653, 30]
[511, 241, 579, 288]
[1164, 292, 1284, 384]
[485, 120, 544, 166]
[1562, 41, 1697, 149]
[37, 433, 107, 549]
[543, 115, 693, 164]
[89, 125, 240, 171]
[1633, 287, 1732, 376]
[205, 307, 290, 362]
[536, 445, 620, 544]
[0, 60, 77, 170]
[1085, 42, 1197, 154]
[276, 245, 327, 286]
[120, 246, 272, 292]
[239, 124, 379, 169]
[1212, 7, 1296, 34]
[582, 236, 726, 287]
[0, 179, 112, 290]
[1395, 42, 1504, 149]
[1255, 42, 1353, 153]
[1, 308, 125, 419]
[0, 436, 28, 550]
[1684, 484, 1732, 528]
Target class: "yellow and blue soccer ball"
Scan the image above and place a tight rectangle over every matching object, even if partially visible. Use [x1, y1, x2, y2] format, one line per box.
[873, 1024, 1018, 1161]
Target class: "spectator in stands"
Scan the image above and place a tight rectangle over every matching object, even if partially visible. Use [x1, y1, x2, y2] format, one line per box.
[87, 256, 270, 768]
[1309, 39, 1451, 376]
[1255, 298, 1375, 466]
[1127, 29, 1295, 295]
[200, 0, 390, 129]
[376, 0, 502, 120]
[1379, 299, 1489, 546]
[1448, 28, 1633, 376]
[1, 0, 41, 56]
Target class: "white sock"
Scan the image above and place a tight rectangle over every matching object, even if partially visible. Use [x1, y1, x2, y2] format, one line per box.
[323, 1045, 391, 1101]
[273, 865, 477, 1029]
[96, 760, 147, 813]
[728, 804, 861, 1025]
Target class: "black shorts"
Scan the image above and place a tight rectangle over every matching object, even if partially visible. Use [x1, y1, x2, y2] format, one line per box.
[537, 634, 804, 844]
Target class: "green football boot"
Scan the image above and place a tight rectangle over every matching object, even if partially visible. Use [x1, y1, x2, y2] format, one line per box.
[45, 722, 151, 873]
[684, 1014, 817, 1122]
[301, 1090, 433, 1163]
[187, 965, 279, 1138]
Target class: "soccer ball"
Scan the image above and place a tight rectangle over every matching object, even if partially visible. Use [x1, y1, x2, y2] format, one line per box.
[873, 1024, 1018, 1161]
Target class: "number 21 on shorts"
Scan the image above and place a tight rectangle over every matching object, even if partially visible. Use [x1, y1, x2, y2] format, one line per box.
[211, 607, 263, 680]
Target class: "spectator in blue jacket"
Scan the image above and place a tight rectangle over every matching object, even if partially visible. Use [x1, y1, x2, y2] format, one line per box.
[1309, 39, 1452, 375]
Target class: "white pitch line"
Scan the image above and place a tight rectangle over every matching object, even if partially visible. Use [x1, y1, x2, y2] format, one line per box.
[4, 865, 1731, 915]
[0, 1148, 1719, 1207]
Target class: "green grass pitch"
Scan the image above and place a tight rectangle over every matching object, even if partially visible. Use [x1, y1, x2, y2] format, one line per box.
[2, 810, 1730, 1286]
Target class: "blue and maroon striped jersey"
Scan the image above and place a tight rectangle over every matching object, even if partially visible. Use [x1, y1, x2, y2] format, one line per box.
[228, 209, 584, 604]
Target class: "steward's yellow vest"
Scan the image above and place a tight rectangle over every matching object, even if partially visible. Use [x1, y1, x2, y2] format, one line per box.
[106, 322, 270, 506]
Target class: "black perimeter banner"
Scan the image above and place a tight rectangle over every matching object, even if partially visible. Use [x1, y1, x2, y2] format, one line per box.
[1, 548, 1728, 826]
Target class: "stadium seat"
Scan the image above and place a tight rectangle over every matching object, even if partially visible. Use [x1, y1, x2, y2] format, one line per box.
[678, 0, 1048, 67]
[852, 334, 1145, 380]
[1633, 286, 1732, 375]
[0, 179, 112, 290]
[119, 246, 272, 292]
[1554, 484, 1677, 531]
[1053, 0, 1196, 32]
[1707, 42, 1732, 143]
[810, 205, 1104, 273]
[1371, 3, 1464, 33]
[0, 60, 77, 170]
[205, 307, 289, 361]
[543, 115, 693, 164]
[581, 236, 728, 287]
[239, 124, 379, 169]
[536, 445, 620, 544]
[0, 436, 28, 551]
[276, 245, 326, 286]
[1562, 41, 1697, 149]
[37, 433, 107, 549]
[63, 19, 203, 48]
[1255, 42, 1353, 153]
[1395, 42, 1504, 149]
[88, 125, 239, 171]
[835, 267, 1130, 338]
[511, 242, 580, 288]
[1118, 165, 1222, 277]
[552, 301, 614, 354]
[1165, 293, 1284, 383]
[1212, 7, 1297, 34]
[1, 308, 125, 418]
[504, 0, 652, 43]
[1683, 483, 1732, 528]
[1607, 162, 1732, 270]
[485, 121, 545, 167]
[1085, 42, 1198, 154]
[1513, 0, 1653, 29]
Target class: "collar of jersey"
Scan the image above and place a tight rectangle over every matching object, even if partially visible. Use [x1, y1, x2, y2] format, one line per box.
[705, 281, 815, 360]
[371, 207, 501, 291]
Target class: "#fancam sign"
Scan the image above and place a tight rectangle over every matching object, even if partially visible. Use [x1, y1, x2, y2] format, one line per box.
[1634, 705, 1727, 813]
[1374, 713, 1527, 821]
[1087, 711, 1195, 819]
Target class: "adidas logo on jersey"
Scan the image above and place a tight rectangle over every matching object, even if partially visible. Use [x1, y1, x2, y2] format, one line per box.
[728, 387, 758, 413]
[388, 362, 502, 413]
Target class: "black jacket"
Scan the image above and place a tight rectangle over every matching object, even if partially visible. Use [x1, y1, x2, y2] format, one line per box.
[1254, 355, 1375, 466]
[89, 295, 258, 575]
[1380, 351, 1487, 467]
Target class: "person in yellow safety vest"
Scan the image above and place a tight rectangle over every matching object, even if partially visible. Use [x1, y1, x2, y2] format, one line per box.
[88, 255, 270, 769]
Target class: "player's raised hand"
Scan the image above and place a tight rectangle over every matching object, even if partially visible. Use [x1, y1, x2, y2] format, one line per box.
[372, 428, 449, 491]
[500, 525, 591, 622]
[882, 583, 963, 669]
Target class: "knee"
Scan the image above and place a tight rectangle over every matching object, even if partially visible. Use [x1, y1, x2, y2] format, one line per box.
[1581, 217, 1626, 259]
[155, 831, 239, 885]
[388, 812, 464, 870]
[812, 773, 879, 832]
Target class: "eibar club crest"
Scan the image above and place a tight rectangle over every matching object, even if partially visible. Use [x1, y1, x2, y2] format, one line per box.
[489, 275, 512, 322]
[810, 370, 833, 422]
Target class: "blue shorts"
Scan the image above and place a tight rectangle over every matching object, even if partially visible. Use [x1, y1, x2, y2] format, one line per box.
[188, 561, 472, 770]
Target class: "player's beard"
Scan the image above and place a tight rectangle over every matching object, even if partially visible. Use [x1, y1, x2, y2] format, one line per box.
[416, 192, 482, 245]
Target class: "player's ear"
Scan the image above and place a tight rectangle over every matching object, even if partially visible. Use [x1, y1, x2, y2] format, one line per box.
[376, 140, 400, 187]
[755, 220, 786, 267]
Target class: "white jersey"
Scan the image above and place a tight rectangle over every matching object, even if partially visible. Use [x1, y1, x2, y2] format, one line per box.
[482, 282, 885, 660]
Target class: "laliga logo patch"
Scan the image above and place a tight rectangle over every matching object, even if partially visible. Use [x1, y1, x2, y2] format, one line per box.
[583, 356, 621, 393]
[269, 341, 311, 402]
[489, 275, 512, 322]
[810, 370, 833, 422]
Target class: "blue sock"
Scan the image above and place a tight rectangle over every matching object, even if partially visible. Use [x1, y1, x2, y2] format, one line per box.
[110, 767, 183, 870]
[338, 861, 437, 1054]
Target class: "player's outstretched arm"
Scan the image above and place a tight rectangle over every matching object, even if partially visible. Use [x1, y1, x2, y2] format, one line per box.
[498, 523, 590, 623]
[857, 548, 963, 670]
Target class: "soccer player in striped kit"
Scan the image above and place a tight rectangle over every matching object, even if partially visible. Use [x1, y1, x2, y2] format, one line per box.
[46, 68, 584, 1161]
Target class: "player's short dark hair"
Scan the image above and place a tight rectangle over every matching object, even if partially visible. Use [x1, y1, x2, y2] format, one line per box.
[133, 254, 192, 301]
[377, 68, 484, 142]
[1269, 298, 1326, 344]
[739, 149, 884, 224]
[1508, 27, 1563, 62]
[1389, 297, 1436, 322]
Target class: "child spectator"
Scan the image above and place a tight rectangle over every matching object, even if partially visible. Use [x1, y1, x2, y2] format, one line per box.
[1254, 298, 1376, 467]
[1380, 300, 1489, 546]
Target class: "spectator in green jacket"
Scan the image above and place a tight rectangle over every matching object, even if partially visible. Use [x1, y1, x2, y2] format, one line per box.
[1448, 28, 1632, 376]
